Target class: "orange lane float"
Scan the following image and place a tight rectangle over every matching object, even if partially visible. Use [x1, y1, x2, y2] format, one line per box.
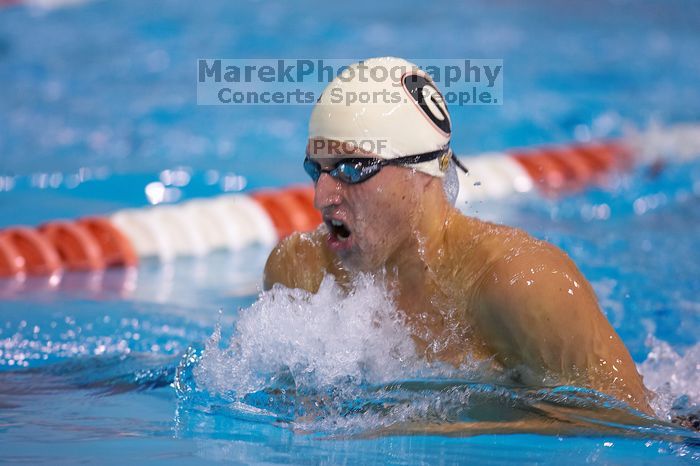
[76, 217, 138, 267]
[1, 227, 62, 276]
[286, 186, 321, 225]
[513, 149, 572, 194]
[0, 233, 24, 277]
[250, 191, 298, 240]
[39, 221, 105, 271]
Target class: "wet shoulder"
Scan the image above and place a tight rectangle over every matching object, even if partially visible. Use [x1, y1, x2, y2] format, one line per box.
[263, 226, 333, 293]
[477, 220, 554, 266]
[443, 214, 555, 294]
[462, 214, 598, 317]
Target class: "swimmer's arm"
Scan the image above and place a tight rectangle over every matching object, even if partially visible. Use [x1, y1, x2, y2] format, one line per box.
[474, 245, 651, 413]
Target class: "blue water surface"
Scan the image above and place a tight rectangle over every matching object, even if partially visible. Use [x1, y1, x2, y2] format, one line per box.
[1, 0, 700, 464]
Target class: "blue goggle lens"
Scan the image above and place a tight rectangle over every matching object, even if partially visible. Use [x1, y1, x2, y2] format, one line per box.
[304, 157, 381, 184]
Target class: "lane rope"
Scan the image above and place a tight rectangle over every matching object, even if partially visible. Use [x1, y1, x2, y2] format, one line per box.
[2, 125, 700, 277]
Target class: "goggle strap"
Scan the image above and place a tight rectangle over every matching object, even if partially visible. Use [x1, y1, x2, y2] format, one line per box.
[394, 148, 469, 176]
[385, 148, 447, 166]
[450, 152, 469, 175]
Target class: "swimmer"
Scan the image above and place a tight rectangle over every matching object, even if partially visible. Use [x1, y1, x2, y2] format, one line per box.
[263, 57, 653, 417]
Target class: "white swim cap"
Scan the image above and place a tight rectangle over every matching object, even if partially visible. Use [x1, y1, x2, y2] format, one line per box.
[308, 57, 452, 178]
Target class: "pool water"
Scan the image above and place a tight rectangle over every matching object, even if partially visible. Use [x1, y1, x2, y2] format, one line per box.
[1, 0, 700, 463]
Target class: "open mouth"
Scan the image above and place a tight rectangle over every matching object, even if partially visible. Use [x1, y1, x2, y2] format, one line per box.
[328, 218, 352, 241]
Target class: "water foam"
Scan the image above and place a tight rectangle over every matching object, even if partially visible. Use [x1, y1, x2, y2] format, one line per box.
[193, 273, 424, 400]
[638, 336, 700, 420]
[185, 273, 698, 436]
[184, 273, 533, 434]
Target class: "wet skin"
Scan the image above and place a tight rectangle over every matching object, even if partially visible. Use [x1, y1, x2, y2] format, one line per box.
[263, 159, 653, 416]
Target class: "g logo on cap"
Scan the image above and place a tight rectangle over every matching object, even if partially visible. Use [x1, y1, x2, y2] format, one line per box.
[402, 74, 451, 136]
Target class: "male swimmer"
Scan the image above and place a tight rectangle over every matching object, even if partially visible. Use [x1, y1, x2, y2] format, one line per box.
[263, 57, 653, 417]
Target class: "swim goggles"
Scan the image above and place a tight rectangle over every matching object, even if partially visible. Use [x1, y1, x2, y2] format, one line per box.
[303, 148, 468, 185]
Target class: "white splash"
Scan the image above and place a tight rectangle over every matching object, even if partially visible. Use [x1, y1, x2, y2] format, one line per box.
[638, 335, 700, 419]
[442, 158, 460, 206]
[193, 274, 424, 399]
[190, 270, 700, 434]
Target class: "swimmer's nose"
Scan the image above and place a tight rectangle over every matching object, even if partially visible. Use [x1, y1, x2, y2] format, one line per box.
[314, 172, 343, 210]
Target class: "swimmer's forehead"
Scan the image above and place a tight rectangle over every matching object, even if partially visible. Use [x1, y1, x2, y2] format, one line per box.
[306, 138, 381, 163]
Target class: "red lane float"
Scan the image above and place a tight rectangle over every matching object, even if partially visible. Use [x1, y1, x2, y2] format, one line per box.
[250, 192, 298, 240]
[1, 227, 61, 276]
[510, 141, 629, 195]
[77, 217, 138, 267]
[285, 186, 321, 226]
[0, 217, 139, 277]
[250, 186, 320, 239]
[0, 234, 24, 277]
[39, 221, 104, 271]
